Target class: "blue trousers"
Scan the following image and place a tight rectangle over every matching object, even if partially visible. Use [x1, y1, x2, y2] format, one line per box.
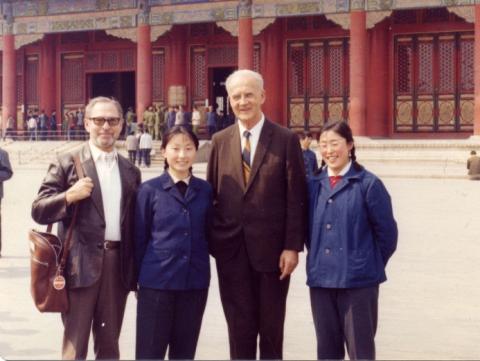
[310, 286, 379, 360]
[136, 287, 208, 360]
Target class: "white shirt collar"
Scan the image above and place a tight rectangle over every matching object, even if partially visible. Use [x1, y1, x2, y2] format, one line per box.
[89, 141, 118, 163]
[168, 169, 191, 185]
[238, 114, 265, 138]
[327, 161, 352, 177]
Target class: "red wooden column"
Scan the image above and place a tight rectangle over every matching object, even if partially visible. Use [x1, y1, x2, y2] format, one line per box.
[349, 10, 367, 136]
[2, 34, 16, 131]
[40, 34, 56, 115]
[366, 20, 388, 136]
[238, 0, 253, 70]
[166, 26, 187, 106]
[262, 20, 283, 124]
[474, 4, 480, 135]
[136, 24, 152, 123]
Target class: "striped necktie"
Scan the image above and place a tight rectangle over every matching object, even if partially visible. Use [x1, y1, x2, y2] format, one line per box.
[242, 130, 251, 184]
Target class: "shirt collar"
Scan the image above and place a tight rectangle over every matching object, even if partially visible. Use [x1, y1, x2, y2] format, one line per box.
[167, 169, 191, 185]
[89, 141, 118, 163]
[238, 113, 265, 138]
[327, 160, 352, 177]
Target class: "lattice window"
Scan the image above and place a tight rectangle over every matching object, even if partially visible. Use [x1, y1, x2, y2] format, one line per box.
[329, 45, 343, 97]
[417, 41, 433, 94]
[286, 17, 308, 32]
[17, 75, 24, 105]
[438, 39, 455, 94]
[0, 76, 2, 106]
[25, 56, 39, 105]
[86, 53, 101, 71]
[192, 48, 207, 100]
[102, 51, 119, 70]
[121, 49, 135, 70]
[393, 10, 417, 24]
[16, 53, 24, 75]
[397, 41, 413, 94]
[460, 38, 474, 93]
[152, 50, 165, 102]
[62, 55, 85, 103]
[0, 55, 2, 74]
[207, 47, 237, 66]
[288, 45, 305, 97]
[253, 45, 260, 73]
[309, 44, 324, 97]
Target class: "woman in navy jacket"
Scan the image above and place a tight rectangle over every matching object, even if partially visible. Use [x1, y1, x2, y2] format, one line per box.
[307, 120, 398, 360]
[135, 126, 212, 360]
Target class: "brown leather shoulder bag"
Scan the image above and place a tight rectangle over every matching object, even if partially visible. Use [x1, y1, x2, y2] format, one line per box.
[29, 155, 84, 313]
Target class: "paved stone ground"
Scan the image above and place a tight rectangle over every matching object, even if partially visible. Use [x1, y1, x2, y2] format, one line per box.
[0, 163, 479, 360]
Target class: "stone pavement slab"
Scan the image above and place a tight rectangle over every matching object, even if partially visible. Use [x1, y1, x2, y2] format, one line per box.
[0, 165, 479, 360]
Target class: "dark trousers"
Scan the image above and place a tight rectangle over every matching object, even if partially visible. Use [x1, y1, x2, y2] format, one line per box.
[216, 243, 290, 360]
[136, 287, 208, 360]
[128, 150, 136, 164]
[310, 286, 379, 360]
[61, 249, 129, 360]
[140, 148, 151, 167]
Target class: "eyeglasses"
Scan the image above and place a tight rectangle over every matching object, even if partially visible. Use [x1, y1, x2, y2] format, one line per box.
[89, 117, 121, 127]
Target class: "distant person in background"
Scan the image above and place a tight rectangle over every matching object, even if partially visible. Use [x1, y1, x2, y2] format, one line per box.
[175, 105, 185, 126]
[167, 106, 176, 130]
[38, 110, 48, 141]
[5, 115, 15, 141]
[126, 131, 139, 164]
[300, 131, 319, 179]
[139, 129, 153, 168]
[27, 114, 37, 141]
[191, 105, 201, 135]
[0, 146, 13, 257]
[206, 106, 216, 139]
[467, 150, 480, 180]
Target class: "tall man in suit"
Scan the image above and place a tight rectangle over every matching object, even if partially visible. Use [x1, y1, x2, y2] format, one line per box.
[207, 69, 307, 359]
[32, 97, 141, 360]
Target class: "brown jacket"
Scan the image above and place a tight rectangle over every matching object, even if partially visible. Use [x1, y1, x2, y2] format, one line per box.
[207, 119, 307, 272]
[31, 144, 141, 290]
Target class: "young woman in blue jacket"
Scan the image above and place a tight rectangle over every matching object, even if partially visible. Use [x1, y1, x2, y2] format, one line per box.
[307, 120, 398, 360]
[135, 125, 212, 360]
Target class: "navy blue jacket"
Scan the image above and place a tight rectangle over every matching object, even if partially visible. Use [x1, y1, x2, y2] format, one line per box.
[135, 172, 213, 290]
[302, 149, 318, 179]
[306, 165, 398, 288]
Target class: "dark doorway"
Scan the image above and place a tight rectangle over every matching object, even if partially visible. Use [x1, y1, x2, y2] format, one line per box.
[88, 71, 135, 114]
[210, 67, 235, 116]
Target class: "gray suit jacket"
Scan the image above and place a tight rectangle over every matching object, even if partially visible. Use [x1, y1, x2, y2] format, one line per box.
[207, 119, 308, 272]
[31, 143, 141, 290]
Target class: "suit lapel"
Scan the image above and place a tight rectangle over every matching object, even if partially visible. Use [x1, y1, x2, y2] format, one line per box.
[79, 144, 105, 220]
[229, 125, 245, 191]
[245, 120, 273, 194]
[118, 156, 137, 224]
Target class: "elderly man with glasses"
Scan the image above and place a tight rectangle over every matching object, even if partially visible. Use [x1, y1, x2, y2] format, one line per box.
[32, 96, 141, 360]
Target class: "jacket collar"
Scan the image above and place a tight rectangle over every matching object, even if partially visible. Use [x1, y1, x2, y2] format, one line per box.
[159, 171, 200, 204]
[314, 165, 364, 197]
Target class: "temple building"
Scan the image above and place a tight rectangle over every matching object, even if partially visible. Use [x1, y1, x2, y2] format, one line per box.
[0, 0, 479, 138]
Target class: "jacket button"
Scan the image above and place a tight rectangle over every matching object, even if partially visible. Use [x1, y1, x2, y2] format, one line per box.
[97, 242, 103, 249]
[325, 248, 331, 255]
[328, 198, 333, 204]
[184, 232, 189, 236]
[326, 224, 332, 230]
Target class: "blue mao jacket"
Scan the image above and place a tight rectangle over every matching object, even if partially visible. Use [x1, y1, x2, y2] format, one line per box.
[306, 165, 398, 288]
[135, 172, 213, 290]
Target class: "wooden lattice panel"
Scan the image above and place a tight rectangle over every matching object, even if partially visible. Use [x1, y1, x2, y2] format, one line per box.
[121, 49, 135, 70]
[417, 39, 433, 94]
[396, 40, 413, 94]
[460, 96, 474, 126]
[289, 100, 305, 128]
[328, 43, 343, 97]
[416, 97, 434, 130]
[253, 45, 260, 73]
[102, 51, 119, 70]
[191, 47, 207, 100]
[152, 49, 165, 102]
[25, 55, 39, 105]
[62, 54, 85, 104]
[460, 36, 474, 93]
[309, 100, 324, 127]
[207, 47, 237, 67]
[309, 43, 324, 97]
[86, 53, 101, 71]
[288, 44, 305, 97]
[438, 97, 455, 128]
[438, 37, 455, 94]
[395, 96, 413, 130]
[328, 100, 344, 122]
[17, 75, 24, 106]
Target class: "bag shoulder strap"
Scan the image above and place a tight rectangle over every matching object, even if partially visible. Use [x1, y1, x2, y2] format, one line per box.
[58, 155, 84, 273]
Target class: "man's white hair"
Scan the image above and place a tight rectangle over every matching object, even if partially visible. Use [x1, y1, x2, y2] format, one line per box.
[85, 96, 123, 120]
[225, 69, 264, 94]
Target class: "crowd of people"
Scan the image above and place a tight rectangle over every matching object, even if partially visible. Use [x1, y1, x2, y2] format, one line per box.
[30, 69, 398, 361]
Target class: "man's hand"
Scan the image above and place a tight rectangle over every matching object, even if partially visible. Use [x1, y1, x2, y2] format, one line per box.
[65, 177, 94, 205]
[279, 250, 299, 280]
